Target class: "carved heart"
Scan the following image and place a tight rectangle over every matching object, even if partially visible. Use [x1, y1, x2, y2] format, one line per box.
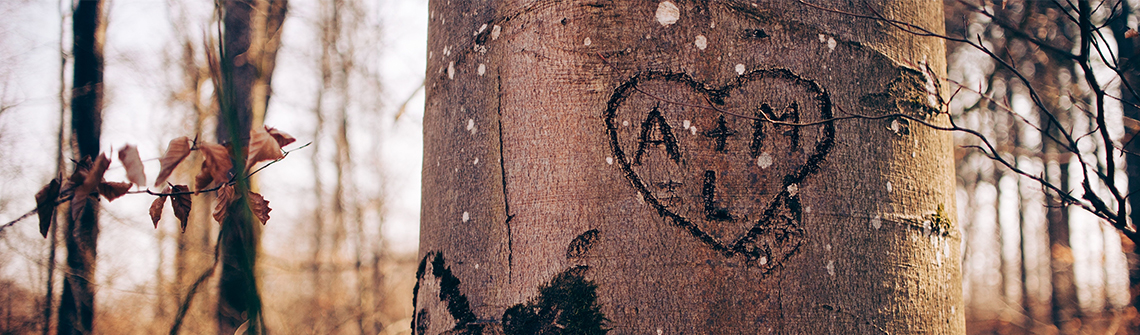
[605, 70, 834, 271]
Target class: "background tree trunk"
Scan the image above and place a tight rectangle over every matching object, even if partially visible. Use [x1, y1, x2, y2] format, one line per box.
[58, 1, 104, 333]
[416, 0, 961, 333]
[215, 0, 286, 334]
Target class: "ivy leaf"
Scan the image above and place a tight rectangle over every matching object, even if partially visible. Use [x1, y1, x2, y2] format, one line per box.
[35, 178, 61, 238]
[265, 126, 296, 148]
[70, 154, 110, 221]
[247, 126, 284, 170]
[154, 137, 191, 187]
[170, 185, 192, 232]
[117, 144, 147, 187]
[213, 184, 235, 223]
[150, 194, 167, 228]
[98, 181, 132, 202]
[248, 191, 271, 224]
[195, 142, 232, 191]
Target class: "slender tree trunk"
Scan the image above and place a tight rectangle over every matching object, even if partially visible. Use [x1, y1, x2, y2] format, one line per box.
[58, 1, 104, 334]
[1111, 0, 1140, 328]
[416, 1, 961, 333]
[215, 1, 286, 334]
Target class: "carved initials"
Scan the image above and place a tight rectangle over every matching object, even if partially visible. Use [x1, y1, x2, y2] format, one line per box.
[634, 106, 682, 165]
[702, 171, 734, 222]
[751, 102, 800, 156]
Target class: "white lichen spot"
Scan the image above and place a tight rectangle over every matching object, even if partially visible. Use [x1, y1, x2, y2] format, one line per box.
[804, 206, 812, 213]
[825, 244, 832, 251]
[787, 183, 798, 196]
[606, 157, 614, 165]
[429, 51, 433, 59]
[683, 120, 691, 129]
[462, 211, 470, 222]
[756, 152, 773, 169]
[710, 22, 715, 28]
[827, 37, 836, 51]
[885, 181, 892, 193]
[622, 120, 630, 127]
[474, 263, 480, 269]
[443, 45, 450, 56]
[735, 63, 745, 75]
[584, 37, 592, 46]
[826, 260, 835, 276]
[871, 214, 882, 230]
[911, 151, 916, 158]
[890, 119, 901, 134]
[491, 25, 502, 40]
[447, 61, 455, 79]
[466, 119, 476, 134]
[655, 1, 680, 26]
[689, 125, 698, 135]
[818, 34, 826, 42]
[694, 35, 707, 50]
[477, 64, 486, 76]
[473, 158, 479, 165]
[759, 256, 768, 265]
[922, 219, 932, 235]
[476, 23, 487, 36]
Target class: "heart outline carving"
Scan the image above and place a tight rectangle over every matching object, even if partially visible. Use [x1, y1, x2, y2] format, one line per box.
[604, 70, 835, 271]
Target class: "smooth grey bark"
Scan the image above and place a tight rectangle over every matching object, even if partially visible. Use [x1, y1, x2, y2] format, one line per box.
[417, 1, 961, 333]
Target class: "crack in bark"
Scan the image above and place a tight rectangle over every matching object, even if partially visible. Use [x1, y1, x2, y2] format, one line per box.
[496, 74, 514, 283]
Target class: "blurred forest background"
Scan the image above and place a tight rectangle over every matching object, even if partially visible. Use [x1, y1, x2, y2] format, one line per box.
[0, 0, 1138, 334]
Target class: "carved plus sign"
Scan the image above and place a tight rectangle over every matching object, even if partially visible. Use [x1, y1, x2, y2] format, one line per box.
[702, 115, 736, 152]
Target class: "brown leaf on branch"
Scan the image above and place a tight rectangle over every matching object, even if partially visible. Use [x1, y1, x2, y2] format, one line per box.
[1126, 29, 1139, 39]
[213, 184, 235, 223]
[35, 178, 61, 238]
[70, 154, 110, 221]
[170, 185, 192, 232]
[248, 191, 271, 224]
[154, 137, 191, 187]
[265, 126, 295, 147]
[150, 194, 167, 228]
[1121, 116, 1140, 147]
[247, 126, 284, 170]
[97, 181, 132, 202]
[68, 157, 91, 186]
[195, 142, 232, 190]
[117, 144, 146, 187]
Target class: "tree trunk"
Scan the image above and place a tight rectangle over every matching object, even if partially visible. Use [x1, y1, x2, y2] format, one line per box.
[58, 1, 103, 333]
[416, 1, 961, 334]
[215, 1, 287, 334]
[1111, 0, 1140, 328]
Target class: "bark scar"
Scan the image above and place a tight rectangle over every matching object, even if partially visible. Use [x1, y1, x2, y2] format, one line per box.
[496, 74, 514, 283]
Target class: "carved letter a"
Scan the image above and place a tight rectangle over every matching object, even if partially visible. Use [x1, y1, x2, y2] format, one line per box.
[634, 106, 682, 165]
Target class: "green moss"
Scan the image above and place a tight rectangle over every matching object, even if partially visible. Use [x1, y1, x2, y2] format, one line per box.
[926, 204, 953, 236]
[502, 266, 609, 335]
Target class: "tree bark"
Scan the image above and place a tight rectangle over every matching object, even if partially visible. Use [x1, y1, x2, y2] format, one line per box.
[1111, 0, 1140, 329]
[416, 1, 961, 334]
[58, 1, 104, 333]
[215, 1, 287, 334]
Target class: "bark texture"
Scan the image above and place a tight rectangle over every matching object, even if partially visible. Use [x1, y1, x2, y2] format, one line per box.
[58, 1, 104, 333]
[417, 1, 961, 333]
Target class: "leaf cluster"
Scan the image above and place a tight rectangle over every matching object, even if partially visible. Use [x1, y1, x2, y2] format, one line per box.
[32, 126, 297, 236]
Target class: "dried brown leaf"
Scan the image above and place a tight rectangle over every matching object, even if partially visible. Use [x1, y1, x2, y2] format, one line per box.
[265, 126, 295, 148]
[150, 195, 167, 228]
[1121, 116, 1140, 147]
[154, 137, 191, 187]
[248, 192, 271, 224]
[68, 157, 92, 186]
[98, 181, 132, 202]
[117, 144, 146, 187]
[197, 142, 232, 190]
[170, 185, 192, 232]
[1127, 29, 1139, 39]
[213, 184, 235, 223]
[70, 154, 109, 221]
[35, 179, 60, 238]
[247, 126, 284, 170]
